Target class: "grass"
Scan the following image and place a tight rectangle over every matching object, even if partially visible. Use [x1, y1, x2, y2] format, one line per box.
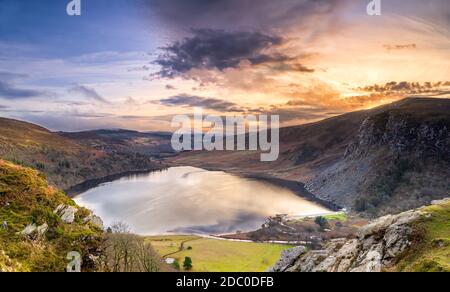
[322, 212, 348, 222]
[393, 201, 450, 272]
[146, 235, 293, 272]
[0, 160, 103, 272]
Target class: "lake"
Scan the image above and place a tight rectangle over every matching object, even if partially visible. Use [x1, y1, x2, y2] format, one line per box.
[74, 166, 330, 235]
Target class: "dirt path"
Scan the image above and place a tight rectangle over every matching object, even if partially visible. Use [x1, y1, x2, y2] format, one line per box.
[162, 237, 200, 258]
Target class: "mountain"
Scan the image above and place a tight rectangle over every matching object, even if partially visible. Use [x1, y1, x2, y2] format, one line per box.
[59, 129, 174, 158]
[171, 98, 450, 216]
[0, 118, 165, 191]
[0, 160, 103, 272]
[307, 98, 450, 216]
[270, 198, 450, 272]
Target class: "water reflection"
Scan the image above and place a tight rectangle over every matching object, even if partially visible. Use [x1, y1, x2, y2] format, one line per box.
[74, 167, 330, 235]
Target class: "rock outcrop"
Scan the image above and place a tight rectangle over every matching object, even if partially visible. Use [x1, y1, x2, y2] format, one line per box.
[54, 204, 78, 224]
[17, 222, 48, 239]
[270, 199, 449, 272]
[306, 98, 450, 216]
[83, 214, 104, 230]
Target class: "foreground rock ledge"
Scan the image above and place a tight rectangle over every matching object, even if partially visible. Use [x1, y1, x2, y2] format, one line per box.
[269, 199, 449, 272]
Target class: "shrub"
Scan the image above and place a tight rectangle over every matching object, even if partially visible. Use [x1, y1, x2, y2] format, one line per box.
[183, 257, 193, 271]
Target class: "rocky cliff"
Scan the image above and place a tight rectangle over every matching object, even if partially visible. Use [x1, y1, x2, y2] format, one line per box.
[270, 198, 450, 272]
[306, 98, 450, 217]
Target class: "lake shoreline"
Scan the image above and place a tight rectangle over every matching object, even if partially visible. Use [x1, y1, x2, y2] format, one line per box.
[67, 164, 341, 212]
[66, 167, 168, 198]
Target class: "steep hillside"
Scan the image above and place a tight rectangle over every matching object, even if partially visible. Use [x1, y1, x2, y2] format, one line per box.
[270, 198, 450, 272]
[172, 98, 450, 216]
[0, 160, 103, 272]
[0, 118, 165, 190]
[171, 107, 369, 181]
[306, 98, 450, 216]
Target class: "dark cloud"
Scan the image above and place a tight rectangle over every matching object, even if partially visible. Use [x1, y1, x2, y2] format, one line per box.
[0, 105, 9, 109]
[165, 84, 177, 90]
[383, 44, 417, 51]
[359, 81, 450, 95]
[141, 0, 347, 32]
[68, 85, 110, 104]
[0, 80, 43, 99]
[0, 71, 43, 100]
[153, 29, 294, 78]
[159, 94, 245, 112]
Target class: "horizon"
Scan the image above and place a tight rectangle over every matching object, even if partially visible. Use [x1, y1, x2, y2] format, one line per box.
[0, 96, 446, 133]
[0, 0, 449, 132]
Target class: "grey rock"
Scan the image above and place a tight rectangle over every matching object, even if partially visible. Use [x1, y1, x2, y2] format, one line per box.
[16, 222, 48, 239]
[83, 215, 104, 229]
[54, 204, 78, 224]
[17, 224, 37, 236]
[36, 223, 48, 237]
[272, 204, 430, 273]
[268, 246, 306, 272]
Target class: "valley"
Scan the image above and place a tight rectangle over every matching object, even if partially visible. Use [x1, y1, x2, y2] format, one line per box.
[0, 97, 449, 272]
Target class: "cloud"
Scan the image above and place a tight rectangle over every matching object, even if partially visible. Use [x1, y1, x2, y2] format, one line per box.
[358, 81, 450, 95]
[0, 80, 43, 100]
[165, 84, 177, 90]
[68, 85, 110, 104]
[159, 94, 245, 112]
[0, 71, 28, 81]
[383, 44, 417, 51]
[0, 71, 44, 100]
[142, 0, 348, 33]
[153, 29, 292, 78]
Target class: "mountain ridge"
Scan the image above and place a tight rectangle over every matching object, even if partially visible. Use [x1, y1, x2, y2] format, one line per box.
[0, 117, 165, 191]
[171, 97, 450, 216]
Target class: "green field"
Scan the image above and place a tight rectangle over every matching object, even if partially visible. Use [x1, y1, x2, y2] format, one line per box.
[322, 212, 348, 222]
[146, 236, 292, 272]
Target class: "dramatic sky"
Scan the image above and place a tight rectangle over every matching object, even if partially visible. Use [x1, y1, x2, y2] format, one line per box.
[0, 0, 449, 131]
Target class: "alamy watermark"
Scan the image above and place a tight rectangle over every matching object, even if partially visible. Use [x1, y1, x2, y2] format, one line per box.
[171, 108, 280, 162]
[67, 1, 381, 17]
[67, 0, 81, 16]
[367, 0, 382, 16]
[66, 251, 81, 272]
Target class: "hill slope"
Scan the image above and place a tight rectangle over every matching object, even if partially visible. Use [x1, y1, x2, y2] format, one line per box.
[172, 98, 450, 216]
[0, 160, 103, 272]
[59, 129, 174, 158]
[0, 118, 164, 190]
[306, 98, 450, 216]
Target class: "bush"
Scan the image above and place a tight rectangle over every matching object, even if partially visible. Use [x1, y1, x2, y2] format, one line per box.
[314, 216, 330, 230]
[173, 260, 180, 271]
[183, 257, 193, 271]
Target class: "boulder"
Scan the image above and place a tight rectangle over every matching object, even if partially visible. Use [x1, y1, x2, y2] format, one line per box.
[18, 224, 37, 236]
[83, 215, 104, 229]
[17, 222, 48, 239]
[54, 204, 78, 224]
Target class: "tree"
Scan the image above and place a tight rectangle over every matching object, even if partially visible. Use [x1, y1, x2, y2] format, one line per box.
[100, 221, 167, 272]
[173, 260, 181, 271]
[315, 216, 330, 231]
[183, 257, 193, 271]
